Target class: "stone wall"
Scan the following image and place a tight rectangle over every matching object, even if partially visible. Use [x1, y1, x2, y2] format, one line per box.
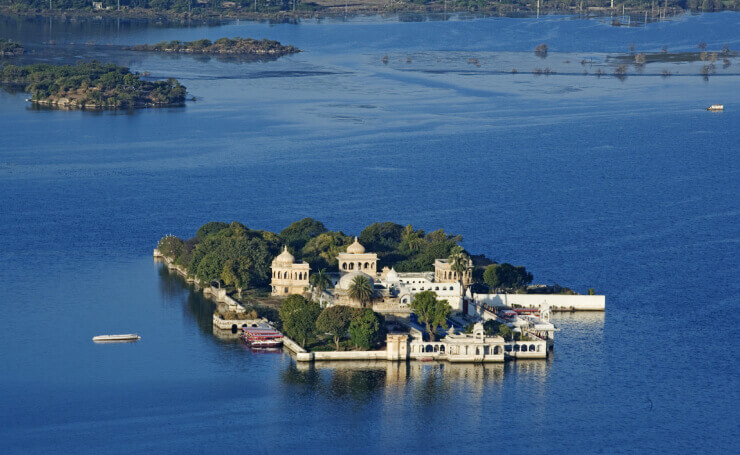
[471, 293, 605, 312]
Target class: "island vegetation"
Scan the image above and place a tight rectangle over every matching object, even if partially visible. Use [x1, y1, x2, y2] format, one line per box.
[127, 37, 299, 56]
[0, 61, 187, 108]
[278, 295, 385, 351]
[158, 218, 595, 350]
[0, 39, 24, 57]
[156, 218, 586, 299]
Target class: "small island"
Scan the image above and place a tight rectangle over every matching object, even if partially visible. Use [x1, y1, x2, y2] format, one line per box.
[0, 39, 24, 57]
[155, 218, 604, 363]
[0, 61, 187, 109]
[128, 37, 299, 57]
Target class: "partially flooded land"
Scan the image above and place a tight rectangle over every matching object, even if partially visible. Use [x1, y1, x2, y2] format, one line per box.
[126, 37, 299, 57]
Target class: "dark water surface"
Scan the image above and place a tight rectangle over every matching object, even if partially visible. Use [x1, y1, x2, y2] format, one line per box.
[0, 12, 738, 454]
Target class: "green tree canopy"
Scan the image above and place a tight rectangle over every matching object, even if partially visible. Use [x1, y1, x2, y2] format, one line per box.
[410, 290, 451, 341]
[196, 221, 230, 238]
[280, 218, 328, 251]
[279, 294, 321, 348]
[315, 305, 359, 351]
[349, 308, 385, 350]
[483, 263, 533, 291]
[359, 222, 405, 252]
[300, 231, 353, 271]
[157, 234, 183, 259]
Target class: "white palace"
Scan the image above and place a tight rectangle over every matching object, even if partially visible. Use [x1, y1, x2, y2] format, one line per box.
[271, 237, 472, 316]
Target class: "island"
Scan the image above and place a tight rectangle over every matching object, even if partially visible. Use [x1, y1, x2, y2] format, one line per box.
[127, 37, 299, 57]
[0, 39, 23, 57]
[154, 218, 605, 362]
[0, 61, 187, 109]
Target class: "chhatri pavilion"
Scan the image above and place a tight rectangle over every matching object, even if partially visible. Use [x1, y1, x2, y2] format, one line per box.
[270, 237, 472, 316]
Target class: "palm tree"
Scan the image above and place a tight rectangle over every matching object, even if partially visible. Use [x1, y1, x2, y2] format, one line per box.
[449, 245, 470, 301]
[348, 275, 374, 308]
[401, 224, 425, 252]
[310, 269, 332, 307]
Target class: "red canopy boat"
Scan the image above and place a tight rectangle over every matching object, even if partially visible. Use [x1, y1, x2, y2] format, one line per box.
[241, 327, 284, 349]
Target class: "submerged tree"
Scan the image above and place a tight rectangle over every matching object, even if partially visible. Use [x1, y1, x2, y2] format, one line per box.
[534, 43, 548, 58]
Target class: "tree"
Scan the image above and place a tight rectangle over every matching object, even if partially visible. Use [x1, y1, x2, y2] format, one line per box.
[448, 245, 470, 299]
[196, 221, 229, 238]
[411, 291, 451, 341]
[309, 268, 332, 306]
[349, 309, 385, 350]
[280, 218, 327, 251]
[279, 295, 321, 348]
[483, 263, 533, 291]
[534, 43, 548, 58]
[157, 234, 183, 260]
[359, 222, 404, 252]
[400, 224, 425, 252]
[315, 305, 358, 351]
[497, 323, 513, 341]
[348, 274, 374, 308]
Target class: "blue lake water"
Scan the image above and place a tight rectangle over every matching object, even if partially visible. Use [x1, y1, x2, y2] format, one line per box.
[0, 12, 738, 454]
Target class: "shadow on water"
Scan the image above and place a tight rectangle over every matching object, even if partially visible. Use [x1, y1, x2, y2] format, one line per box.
[156, 263, 216, 335]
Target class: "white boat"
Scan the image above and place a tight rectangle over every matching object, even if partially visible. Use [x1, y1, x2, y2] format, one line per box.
[92, 334, 141, 342]
[707, 104, 724, 111]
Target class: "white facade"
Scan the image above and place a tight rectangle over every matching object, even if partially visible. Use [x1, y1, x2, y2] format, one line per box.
[382, 269, 464, 312]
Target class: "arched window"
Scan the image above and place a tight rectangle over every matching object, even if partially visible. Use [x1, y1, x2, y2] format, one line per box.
[484, 346, 490, 355]
[342, 263, 347, 270]
[364, 262, 369, 269]
[521, 345, 528, 352]
[439, 345, 445, 352]
[425, 345, 434, 353]
[435, 287, 439, 291]
[277, 271, 282, 279]
[371, 263, 375, 269]
[514, 344, 520, 352]
[434, 345, 439, 352]
[494, 346, 501, 355]
[530, 344, 536, 352]
[475, 347, 480, 355]
[349, 263, 354, 270]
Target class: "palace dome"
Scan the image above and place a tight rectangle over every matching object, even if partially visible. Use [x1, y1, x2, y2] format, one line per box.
[274, 246, 295, 265]
[337, 271, 374, 291]
[346, 237, 366, 254]
[385, 268, 399, 283]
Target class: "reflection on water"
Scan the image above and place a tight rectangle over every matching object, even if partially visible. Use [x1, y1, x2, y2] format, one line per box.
[281, 359, 550, 404]
[156, 263, 216, 335]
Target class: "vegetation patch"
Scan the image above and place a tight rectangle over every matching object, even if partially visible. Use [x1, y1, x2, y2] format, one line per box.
[0, 61, 187, 109]
[0, 39, 23, 57]
[127, 37, 299, 56]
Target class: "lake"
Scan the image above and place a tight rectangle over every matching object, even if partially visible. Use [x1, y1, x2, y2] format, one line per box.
[0, 11, 738, 454]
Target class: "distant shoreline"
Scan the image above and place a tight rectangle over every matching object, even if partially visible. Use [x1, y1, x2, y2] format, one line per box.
[0, 5, 696, 24]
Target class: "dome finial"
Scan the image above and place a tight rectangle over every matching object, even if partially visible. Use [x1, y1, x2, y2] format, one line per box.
[347, 236, 365, 254]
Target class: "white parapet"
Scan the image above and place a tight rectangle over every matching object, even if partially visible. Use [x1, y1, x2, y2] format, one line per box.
[473, 293, 605, 311]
